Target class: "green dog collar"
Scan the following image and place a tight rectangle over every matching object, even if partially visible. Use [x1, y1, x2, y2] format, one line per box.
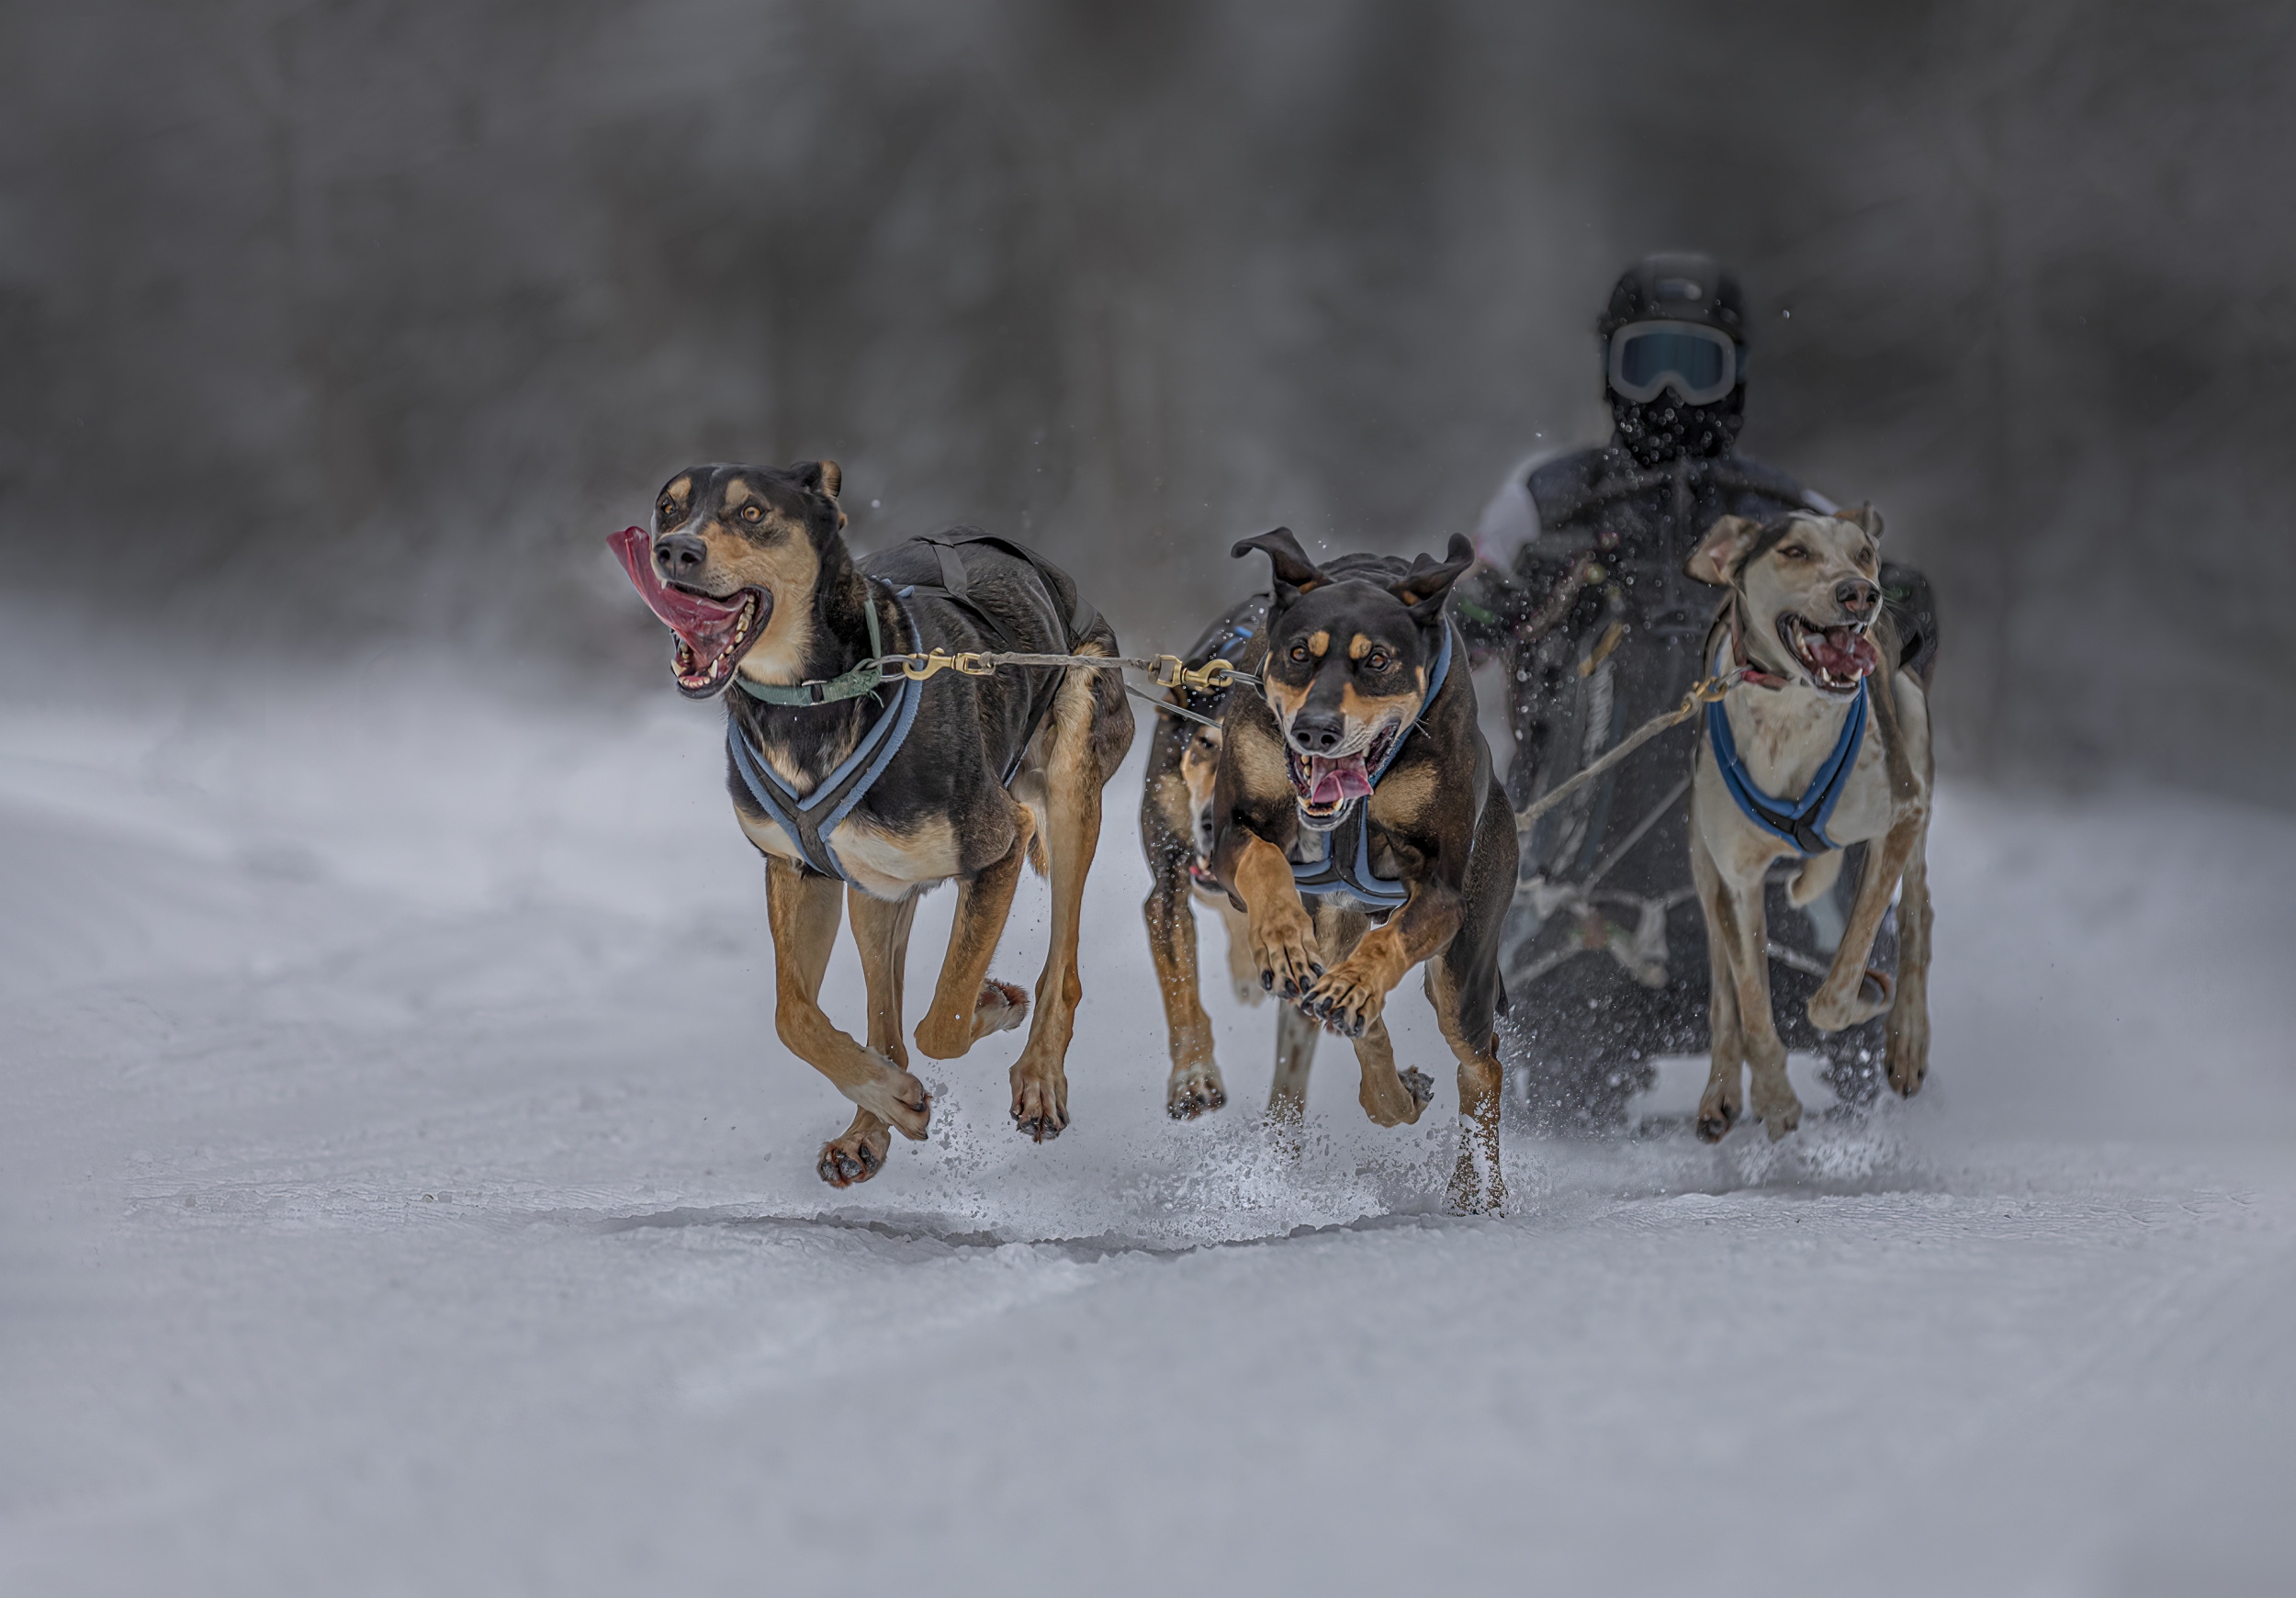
[733, 586, 891, 707]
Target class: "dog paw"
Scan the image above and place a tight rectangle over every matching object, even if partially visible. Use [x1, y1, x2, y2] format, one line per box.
[1696, 1082, 1740, 1143]
[914, 979, 1029, 1060]
[1165, 1063, 1228, 1120]
[1751, 1079, 1803, 1141]
[816, 1121, 891, 1187]
[855, 1062, 932, 1141]
[1300, 963, 1383, 1038]
[1009, 1063, 1071, 1142]
[1808, 968, 1893, 1032]
[1886, 1041, 1928, 1098]
[1357, 1063, 1435, 1128]
[974, 978, 1030, 1037]
[1250, 914, 1322, 1003]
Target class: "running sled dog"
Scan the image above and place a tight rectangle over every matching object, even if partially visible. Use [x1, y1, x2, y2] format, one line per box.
[611, 462, 1132, 1187]
[1137, 590, 1321, 1122]
[1181, 529, 1518, 1210]
[1684, 506, 1934, 1141]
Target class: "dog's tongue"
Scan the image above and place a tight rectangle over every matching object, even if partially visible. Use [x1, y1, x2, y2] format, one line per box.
[1307, 753, 1375, 807]
[1809, 625, 1881, 678]
[607, 526, 746, 642]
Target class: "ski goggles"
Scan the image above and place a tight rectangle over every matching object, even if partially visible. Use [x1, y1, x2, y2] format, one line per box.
[1606, 321, 1739, 405]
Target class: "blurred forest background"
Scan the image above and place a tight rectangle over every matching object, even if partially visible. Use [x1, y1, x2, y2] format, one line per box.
[4, 0, 2292, 801]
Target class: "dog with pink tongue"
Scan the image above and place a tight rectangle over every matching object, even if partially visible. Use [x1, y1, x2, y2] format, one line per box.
[1200, 528, 1519, 1211]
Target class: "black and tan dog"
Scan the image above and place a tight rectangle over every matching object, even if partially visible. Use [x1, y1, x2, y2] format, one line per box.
[1204, 529, 1519, 1210]
[611, 462, 1132, 1186]
[1683, 506, 1934, 1142]
[1138, 594, 1328, 1121]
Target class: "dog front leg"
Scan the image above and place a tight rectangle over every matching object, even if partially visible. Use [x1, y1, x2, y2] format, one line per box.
[822, 887, 924, 1185]
[1806, 807, 1926, 1034]
[764, 859, 930, 1185]
[1884, 827, 1931, 1096]
[1298, 883, 1463, 1039]
[1267, 1004, 1320, 1131]
[1231, 833, 1323, 1001]
[1692, 827, 1747, 1141]
[1710, 861, 1799, 1141]
[915, 822, 1030, 1062]
[1143, 857, 1225, 1120]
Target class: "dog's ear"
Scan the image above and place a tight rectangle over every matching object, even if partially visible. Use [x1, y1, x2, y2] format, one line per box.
[1833, 501, 1883, 540]
[1231, 527, 1328, 605]
[794, 460, 847, 528]
[1390, 534, 1476, 625]
[1686, 514, 1763, 586]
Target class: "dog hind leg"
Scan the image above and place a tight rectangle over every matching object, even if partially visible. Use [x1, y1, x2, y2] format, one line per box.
[1425, 960, 1506, 1212]
[1351, 1017, 1433, 1127]
[763, 859, 931, 1185]
[1885, 827, 1931, 1096]
[915, 818, 1031, 1061]
[1217, 898, 1264, 1007]
[1008, 667, 1109, 1141]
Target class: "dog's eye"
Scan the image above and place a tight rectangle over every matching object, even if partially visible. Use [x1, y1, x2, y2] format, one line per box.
[1781, 545, 1807, 560]
[739, 504, 763, 523]
[1288, 643, 1310, 664]
[658, 499, 678, 523]
[1364, 649, 1391, 672]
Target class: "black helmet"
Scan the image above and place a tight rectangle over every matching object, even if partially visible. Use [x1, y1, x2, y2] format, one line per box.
[1600, 253, 1749, 468]
[1599, 253, 1748, 342]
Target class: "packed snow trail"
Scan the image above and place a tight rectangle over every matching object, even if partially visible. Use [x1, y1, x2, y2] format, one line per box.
[3, 634, 2292, 1595]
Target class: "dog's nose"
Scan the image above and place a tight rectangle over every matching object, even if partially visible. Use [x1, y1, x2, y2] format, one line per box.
[1290, 712, 1346, 753]
[654, 533, 708, 581]
[1836, 578, 1879, 616]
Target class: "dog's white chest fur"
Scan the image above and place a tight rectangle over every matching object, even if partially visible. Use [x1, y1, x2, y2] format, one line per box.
[1704, 683, 1894, 860]
[735, 809, 961, 901]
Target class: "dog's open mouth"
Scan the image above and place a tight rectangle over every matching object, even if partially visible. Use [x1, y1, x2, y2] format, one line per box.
[1777, 613, 1880, 694]
[609, 526, 771, 698]
[1283, 724, 1401, 829]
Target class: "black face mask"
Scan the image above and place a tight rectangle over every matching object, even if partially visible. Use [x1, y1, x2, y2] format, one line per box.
[1609, 384, 1745, 469]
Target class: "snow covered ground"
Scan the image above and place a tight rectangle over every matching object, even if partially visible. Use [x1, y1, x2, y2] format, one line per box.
[4, 623, 2294, 1596]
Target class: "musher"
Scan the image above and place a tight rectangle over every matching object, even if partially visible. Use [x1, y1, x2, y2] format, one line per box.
[1455, 253, 1937, 1129]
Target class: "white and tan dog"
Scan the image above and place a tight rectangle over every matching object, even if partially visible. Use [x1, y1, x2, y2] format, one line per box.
[1683, 506, 1934, 1141]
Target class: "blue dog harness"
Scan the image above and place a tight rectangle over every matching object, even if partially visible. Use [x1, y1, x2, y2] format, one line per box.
[726, 537, 1096, 885]
[1704, 660, 1869, 856]
[1289, 623, 1455, 912]
[726, 581, 925, 883]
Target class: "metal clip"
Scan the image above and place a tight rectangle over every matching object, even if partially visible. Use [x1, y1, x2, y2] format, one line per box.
[897, 648, 994, 681]
[1688, 670, 1740, 704]
[1150, 655, 1244, 694]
